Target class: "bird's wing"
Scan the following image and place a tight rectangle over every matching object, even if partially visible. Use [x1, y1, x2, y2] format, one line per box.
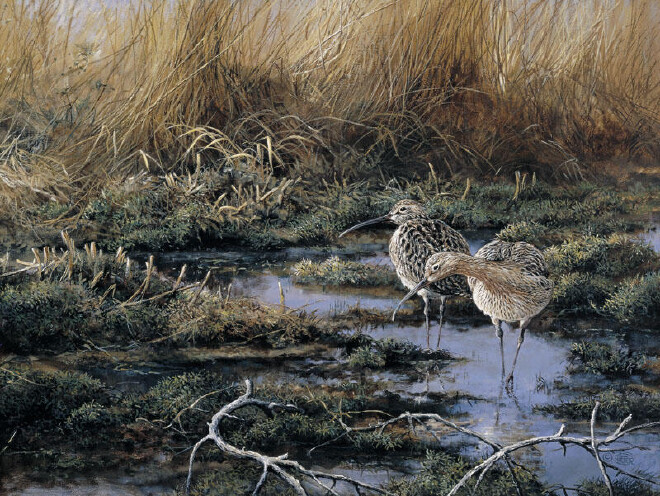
[475, 239, 549, 277]
[428, 219, 471, 254]
[392, 220, 471, 297]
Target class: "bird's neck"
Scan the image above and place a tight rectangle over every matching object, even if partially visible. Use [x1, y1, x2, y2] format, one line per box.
[399, 215, 431, 225]
[450, 256, 522, 294]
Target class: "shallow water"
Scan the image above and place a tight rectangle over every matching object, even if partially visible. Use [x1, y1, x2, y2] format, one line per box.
[3, 230, 660, 494]
[363, 321, 660, 487]
[639, 219, 660, 253]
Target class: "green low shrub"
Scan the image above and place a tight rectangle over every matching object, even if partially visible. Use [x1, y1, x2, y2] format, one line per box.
[348, 338, 451, 368]
[233, 412, 343, 449]
[538, 389, 660, 421]
[292, 256, 398, 287]
[167, 296, 327, 348]
[348, 345, 387, 368]
[388, 450, 542, 496]
[64, 401, 123, 448]
[576, 479, 660, 496]
[0, 369, 107, 431]
[551, 273, 610, 312]
[187, 464, 299, 496]
[545, 234, 656, 277]
[0, 281, 94, 352]
[569, 341, 646, 377]
[137, 372, 237, 429]
[496, 221, 547, 245]
[602, 272, 660, 324]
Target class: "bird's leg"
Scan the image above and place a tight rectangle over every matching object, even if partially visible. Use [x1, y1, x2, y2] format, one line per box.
[434, 296, 447, 349]
[494, 319, 504, 381]
[495, 374, 504, 426]
[506, 327, 526, 385]
[422, 293, 431, 351]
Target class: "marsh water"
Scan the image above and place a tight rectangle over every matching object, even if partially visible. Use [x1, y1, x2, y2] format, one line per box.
[3, 227, 660, 495]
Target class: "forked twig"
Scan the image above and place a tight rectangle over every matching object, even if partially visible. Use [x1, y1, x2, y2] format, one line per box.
[186, 379, 393, 496]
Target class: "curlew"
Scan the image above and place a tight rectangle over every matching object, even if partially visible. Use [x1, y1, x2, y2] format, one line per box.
[339, 199, 470, 349]
[393, 239, 553, 384]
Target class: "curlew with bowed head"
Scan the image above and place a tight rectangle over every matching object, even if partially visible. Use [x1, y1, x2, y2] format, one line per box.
[393, 239, 553, 383]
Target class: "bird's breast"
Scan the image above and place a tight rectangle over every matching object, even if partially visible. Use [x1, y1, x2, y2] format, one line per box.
[470, 277, 552, 323]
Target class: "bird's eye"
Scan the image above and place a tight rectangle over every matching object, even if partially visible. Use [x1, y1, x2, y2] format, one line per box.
[399, 207, 407, 212]
[432, 264, 440, 272]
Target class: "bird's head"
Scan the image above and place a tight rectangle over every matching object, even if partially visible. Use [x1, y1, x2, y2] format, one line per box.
[424, 252, 463, 283]
[391, 252, 464, 322]
[338, 199, 426, 238]
[386, 199, 427, 224]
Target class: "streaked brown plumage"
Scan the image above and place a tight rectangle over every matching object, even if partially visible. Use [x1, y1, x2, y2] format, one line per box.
[394, 239, 553, 384]
[339, 199, 470, 349]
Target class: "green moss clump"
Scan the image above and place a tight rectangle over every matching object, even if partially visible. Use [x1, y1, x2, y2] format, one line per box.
[137, 372, 237, 429]
[240, 226, 285, 251]
[0, 270, 337, 355]
[292, 256, 398, 287]
[102, 303, 172, 342]
[0, 281, 95, 352]
[0, 368, 107, 432]
[388, 450, 542, 496]
[348, 345, 387, 368]
[570, 341, 646, 377]
[496, 221, 546, 245]
[64, 401, 122, 448]
[545, 234, 656, 278]
[428, 181, 646, 235]
[35, 200, 71, 220]
[429, 190, 510, 229]
[187, 463, 299, 496]
[167, 296, 328, 348]
[576, 479, 660, 496]
[538, 389, 660, 421]
[602, 272, 660, 324]
[551, 273, 610, 312]
[82, 187, 204, 252]
[227, 397, 409, 453]
[118, 219, 197, 252]
[78, 167, 298, 252]
[290, 183, 396, 244]
[348, 338, 451, 368]
[233, 411, 343, 449]
[21, 178, 651, 252]
[352, 430, 404, 451]
[0, 277, 173, 353]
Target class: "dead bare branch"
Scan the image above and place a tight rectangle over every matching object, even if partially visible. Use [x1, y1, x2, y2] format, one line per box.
[186, 379, 393, 496]
[591, 402, 614, 496]
[446, 404, 660, 496]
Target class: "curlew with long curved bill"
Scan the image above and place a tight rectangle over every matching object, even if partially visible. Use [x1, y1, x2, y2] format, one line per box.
[339, 199, 470, 349]
[393, 239, 553, 384]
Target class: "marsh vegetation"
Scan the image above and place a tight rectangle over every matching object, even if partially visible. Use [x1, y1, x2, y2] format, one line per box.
[1, 0, 659, 494]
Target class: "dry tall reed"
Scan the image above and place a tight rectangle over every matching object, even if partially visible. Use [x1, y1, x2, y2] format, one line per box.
[0, 0, 658, 210]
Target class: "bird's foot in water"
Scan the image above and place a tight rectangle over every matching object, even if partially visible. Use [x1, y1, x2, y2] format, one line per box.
[421, 347, 434, 354]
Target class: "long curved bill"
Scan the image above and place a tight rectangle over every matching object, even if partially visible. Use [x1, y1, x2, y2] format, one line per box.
[338, 215, 389, 238]
[392, 278, 430, 321]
